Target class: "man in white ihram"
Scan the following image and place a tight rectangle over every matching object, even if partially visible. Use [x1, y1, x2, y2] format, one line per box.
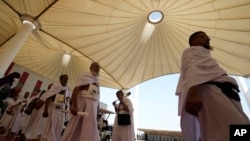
[176, 31, 249, 141]
[39, 74, 70, 141]
[62, 62, 101, 141]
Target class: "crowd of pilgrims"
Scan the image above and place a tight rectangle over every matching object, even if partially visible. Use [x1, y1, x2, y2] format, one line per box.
[0, 71, 109, 141]
[1, 85, 51, 140]
[0, 72, 70, 140]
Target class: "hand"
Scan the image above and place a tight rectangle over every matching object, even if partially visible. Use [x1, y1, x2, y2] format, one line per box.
[185, 86, 202, 117]
[185, 101, 202, 117]
[119, 98, 124, 103]
[126, 92, 131, 96]
[42, 110, 48, 117]
[70, 105, 78, 116]
[118, 96, 124, 102]
[112, 101, 116, 106]
[35, 100, 44, 109]
[6, 110, 14, 115]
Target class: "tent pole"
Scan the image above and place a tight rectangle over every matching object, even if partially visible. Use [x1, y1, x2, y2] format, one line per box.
[0, 22, 34, 77]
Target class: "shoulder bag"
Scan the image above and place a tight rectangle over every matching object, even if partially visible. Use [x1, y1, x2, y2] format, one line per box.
[117, 103, 131, 125]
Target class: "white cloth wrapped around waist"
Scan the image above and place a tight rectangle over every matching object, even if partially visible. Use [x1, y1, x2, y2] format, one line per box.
[61, 110, 88, 117]
[78, 89, 99, 101]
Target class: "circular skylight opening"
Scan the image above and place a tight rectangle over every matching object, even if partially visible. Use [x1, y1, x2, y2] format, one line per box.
[148, 11, 164, 24]
[22, 20, 36, 29]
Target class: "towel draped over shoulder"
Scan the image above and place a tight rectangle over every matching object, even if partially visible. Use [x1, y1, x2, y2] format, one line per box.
[175, 46, 235, 115]
[75, 72, 99, 87]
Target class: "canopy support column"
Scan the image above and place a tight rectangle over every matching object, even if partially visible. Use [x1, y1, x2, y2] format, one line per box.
[0, 22, 34, 77]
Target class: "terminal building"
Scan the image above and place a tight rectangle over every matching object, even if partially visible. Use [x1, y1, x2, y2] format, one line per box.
[138, 128, 183, 141]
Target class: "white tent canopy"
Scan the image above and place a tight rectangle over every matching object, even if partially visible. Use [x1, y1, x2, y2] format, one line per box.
[0, 0, 250, 89]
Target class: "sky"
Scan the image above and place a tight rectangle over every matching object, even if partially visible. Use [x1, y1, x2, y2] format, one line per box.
[99, 74, 250, 132]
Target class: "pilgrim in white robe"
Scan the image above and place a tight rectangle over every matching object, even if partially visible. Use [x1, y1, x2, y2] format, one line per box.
[40, 84, 70, 141]
[24, 93, 47, 140]
[20, 93, 40, 135]
[61, 72, 100, 141]
[10, 98, 27, 134]
[0, 97, 16, 133]
[176, 46, 250, 141]
[112, 97, 135, 141]
[176, 74, 201, 141]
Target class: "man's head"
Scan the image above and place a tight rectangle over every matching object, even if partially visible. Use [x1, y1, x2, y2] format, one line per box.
[24, 92, 30, 99]
[90, 62, 100, 77]
[60, 74, 68, 86]
[189, 31, 212, 50]
[116, 90, 124, 101]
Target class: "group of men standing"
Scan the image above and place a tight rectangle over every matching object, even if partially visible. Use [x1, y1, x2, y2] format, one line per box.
[38, 62, 102, 141]
[0, 62, 102, 141]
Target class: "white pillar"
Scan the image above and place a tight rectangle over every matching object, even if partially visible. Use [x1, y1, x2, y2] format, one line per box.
[235, 76, 250, 111]
[0, 22, 34, 77]
[133, 85, 139, 139]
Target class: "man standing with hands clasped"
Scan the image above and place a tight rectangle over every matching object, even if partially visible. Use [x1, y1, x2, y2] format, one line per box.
[176, 31, 250, 141]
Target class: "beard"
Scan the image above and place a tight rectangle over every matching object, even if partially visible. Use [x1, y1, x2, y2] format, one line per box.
[202, 44, 213, 50]
[91, 71, 99, 76]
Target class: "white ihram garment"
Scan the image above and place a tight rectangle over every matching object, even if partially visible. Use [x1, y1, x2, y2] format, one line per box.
[61, 93, 100, 141]
[112, 97, 135, 141]
[5, 97, 26, 133]
[10, 99, 27, 133]
[62, 72, 100, 141]
[40, 83, 70, 141]
[40, 101, 64, 141]
[176, 46, 250, 141]
[0, 98, 15, 130]
[21, 94, 40, 134]
[25, 104, 46, 139]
